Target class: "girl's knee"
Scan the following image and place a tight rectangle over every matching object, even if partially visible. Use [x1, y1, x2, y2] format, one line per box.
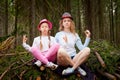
[54, 43, 60, 49]
[52, 43, 60, 50]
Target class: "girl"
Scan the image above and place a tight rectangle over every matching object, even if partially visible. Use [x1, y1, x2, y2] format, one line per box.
[55, 12, 91, 75]
[22, 19, 59, 70]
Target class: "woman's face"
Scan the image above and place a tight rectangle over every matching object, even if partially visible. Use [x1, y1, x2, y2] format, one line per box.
[39, 23, 49, 35]
[62, 18, 71, 29]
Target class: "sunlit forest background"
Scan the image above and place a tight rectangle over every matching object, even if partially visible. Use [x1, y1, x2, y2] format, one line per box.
[0, 0, 120, 80]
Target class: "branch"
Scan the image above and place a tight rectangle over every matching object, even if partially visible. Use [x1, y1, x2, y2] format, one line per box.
[114, 73, 120, 79]
[12, 59, 33, 70]
[19, 70, 27, 80]
[97, 69, 116, 80]
[0, 52, 28, 57]
[94, 52, 106, 67]
[0, 62, 16, 80]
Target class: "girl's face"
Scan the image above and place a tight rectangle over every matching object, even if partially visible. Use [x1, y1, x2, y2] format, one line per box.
[39, 23, 49, 35]
[62, 18, 71, 29]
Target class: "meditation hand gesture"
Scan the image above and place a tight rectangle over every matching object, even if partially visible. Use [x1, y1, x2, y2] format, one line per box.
[84, 30, 91, 38]
[23, 35, 28, 43]
[63, 35, 68, 43]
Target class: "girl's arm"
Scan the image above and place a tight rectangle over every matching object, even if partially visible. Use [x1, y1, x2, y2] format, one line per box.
[22, 35, 31, 52]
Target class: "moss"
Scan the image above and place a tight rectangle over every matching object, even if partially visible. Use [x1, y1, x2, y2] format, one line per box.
[88, 39, 120, 74]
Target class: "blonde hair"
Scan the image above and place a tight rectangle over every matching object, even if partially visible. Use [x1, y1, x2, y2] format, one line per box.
[59, 19, 76, 35]
[39, 31, 51, 50]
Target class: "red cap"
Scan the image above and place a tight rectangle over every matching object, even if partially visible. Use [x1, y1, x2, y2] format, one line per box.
[61, 12, 73, 20]
[37, 19, 52, 30]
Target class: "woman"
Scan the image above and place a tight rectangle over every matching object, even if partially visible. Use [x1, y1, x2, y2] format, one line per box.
[55, 12, 91, 75]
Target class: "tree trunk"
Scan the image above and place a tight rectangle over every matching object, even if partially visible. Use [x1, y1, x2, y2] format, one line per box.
[4, 0, 8, 35]
[109, 0, 114, 43]
[65, 0, 71, 12]
[83, 0, 93, 38]
[14, 0, 18, 48]
[98, 0, 103, 39]
[116, 0, 120, 46]
[77, 0, 81, 34]
[29, 0, 36, 45]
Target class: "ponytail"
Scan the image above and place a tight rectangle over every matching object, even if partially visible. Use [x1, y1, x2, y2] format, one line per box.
[39, 30, 51, 50]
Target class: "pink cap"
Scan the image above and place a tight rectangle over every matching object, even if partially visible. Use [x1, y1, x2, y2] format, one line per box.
[37, 19, 52, 30]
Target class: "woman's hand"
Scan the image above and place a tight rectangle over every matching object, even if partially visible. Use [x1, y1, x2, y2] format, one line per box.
[23, 35, 28, 43]
[84, 30, 91, 38]
[63, 35, 68, 43]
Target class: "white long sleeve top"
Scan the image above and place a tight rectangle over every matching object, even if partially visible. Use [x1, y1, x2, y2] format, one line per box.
[22, 36, 57, 52]
[55, 31, 90, 57]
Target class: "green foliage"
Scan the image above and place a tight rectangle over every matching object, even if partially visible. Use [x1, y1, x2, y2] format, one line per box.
[0, 45, 83, 80]
[88, 39, 120, 74]
[0, 35, 9, 43]
[1, 40, 120, 79]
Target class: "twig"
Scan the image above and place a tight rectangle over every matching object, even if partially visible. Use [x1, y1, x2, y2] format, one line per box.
[20, 59, 25, 63]
[11, 72, 18, 79]
[29, 76, 33, 80]
[114, 73, 120, 79]
[0, 52, 28, 57]
[19, 70, 27, 80]
[0, 62, 16, 80]
[12, 59, 33, 70]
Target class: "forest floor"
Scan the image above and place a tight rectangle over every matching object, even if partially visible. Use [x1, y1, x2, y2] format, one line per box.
[0, 37, 120, 80]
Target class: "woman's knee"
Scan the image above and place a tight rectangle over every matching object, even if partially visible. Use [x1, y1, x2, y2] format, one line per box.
[85, 47, 90, 52]
[57, 48, 69, 60]
[83, 47, 90, 55]
[58, 48, 66, 55]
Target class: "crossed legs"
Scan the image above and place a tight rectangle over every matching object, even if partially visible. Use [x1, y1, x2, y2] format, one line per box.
[57, 47, 90, 75]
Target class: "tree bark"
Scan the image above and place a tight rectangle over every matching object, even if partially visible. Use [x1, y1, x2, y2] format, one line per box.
[4, 0, 8, 35]
[97, 69, 116, 80]
[65, 0, 71, 12]
[94, 52, 106, 67]
[109, 0, 114, 43]
[14, 0, 18, 48]
[29, 0, 36, 45]
[83, 0, 93, 38]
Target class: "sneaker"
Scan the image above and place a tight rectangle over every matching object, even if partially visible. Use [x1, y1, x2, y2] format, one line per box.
[46, 62, 58, 70]
[34, 60, 42, 67]
[62, 67, 74, 75]
[78, 67, 86, 76]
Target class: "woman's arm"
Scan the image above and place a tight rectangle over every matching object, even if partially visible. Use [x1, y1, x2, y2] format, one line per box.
[75, 32, 90, 50]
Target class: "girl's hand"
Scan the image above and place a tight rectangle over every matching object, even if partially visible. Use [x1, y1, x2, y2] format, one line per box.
[63, 35, 68, 43]
[84, 30, 91, 38]
[23, 35, 28, 43]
